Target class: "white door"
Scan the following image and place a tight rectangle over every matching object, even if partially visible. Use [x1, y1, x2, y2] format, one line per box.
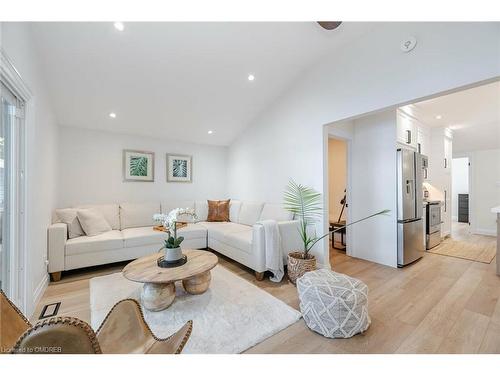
[0, 82, 26, 309]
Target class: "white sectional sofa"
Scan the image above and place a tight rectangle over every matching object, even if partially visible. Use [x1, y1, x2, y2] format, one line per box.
[47, 200, 302, 281]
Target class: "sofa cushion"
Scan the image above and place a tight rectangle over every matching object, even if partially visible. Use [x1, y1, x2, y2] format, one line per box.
[162, 200, 197, 222]
[65, 230, 123, 256]
[238, 202, 264, 226]
[194, 200, 208, 221]
[161, 200, 195, 214]
[55, 208, 85, 239]
[198, 222, 249, 242]
[77, 204, 120, 230]
[224, 230, 253, 254]
[229, 200, 242, 223]
[77, 208, 113, 237]
[259, 203, 293, 222]
[207, 199, 230, 222]
[122, 227, 169, 248]
[120, 202, 160, 229]
[122, 224, 208, 248]
[177, 223, 209, 240]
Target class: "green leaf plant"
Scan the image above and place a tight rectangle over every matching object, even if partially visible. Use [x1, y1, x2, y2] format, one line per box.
[163, 221, 185, 249]
[283, 179, 390, 259]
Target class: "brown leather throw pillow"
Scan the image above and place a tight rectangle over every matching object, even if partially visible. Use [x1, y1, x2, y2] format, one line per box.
[207, 199, 230, 222]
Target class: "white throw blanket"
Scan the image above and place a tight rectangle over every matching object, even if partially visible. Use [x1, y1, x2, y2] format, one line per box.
[256, 220, 284, 282]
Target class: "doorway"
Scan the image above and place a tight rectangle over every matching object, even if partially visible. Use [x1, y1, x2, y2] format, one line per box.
[327, 137, 348, 251]
[412, 81, 499, 264]
[451, 157, 470, 236]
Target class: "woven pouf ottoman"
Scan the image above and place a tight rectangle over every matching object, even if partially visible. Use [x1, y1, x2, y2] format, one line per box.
[297, 269, 371, 338]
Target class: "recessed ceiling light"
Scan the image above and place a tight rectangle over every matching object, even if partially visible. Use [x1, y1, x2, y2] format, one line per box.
[208, 130, 213, 134]
[109, 112, 117, 118]
[435, 115, 442, 120]
[247, 74, 255, 81]
[114, 22, 124, 31]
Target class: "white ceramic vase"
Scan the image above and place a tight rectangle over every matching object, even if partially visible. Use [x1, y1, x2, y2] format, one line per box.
[164, 247, 183, 262]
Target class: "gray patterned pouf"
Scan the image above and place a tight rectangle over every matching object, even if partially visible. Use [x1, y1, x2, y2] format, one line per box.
[297, 269, 371, 338]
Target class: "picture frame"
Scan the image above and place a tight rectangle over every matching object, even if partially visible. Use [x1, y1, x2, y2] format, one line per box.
[166, 154, 192, 182]
[123, 149, 155, 182]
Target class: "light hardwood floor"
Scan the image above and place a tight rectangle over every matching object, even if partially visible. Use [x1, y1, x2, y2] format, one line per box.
[34, 234, 499, 354]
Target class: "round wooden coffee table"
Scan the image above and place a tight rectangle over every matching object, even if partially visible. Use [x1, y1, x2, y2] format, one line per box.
[123, 249, 218, 311]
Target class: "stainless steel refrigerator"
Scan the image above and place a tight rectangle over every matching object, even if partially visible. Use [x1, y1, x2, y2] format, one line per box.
[397, 149, 425, 267]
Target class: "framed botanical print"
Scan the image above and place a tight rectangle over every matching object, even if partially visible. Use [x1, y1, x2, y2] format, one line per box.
[123, 150, 155, 182]
[167, 154, 192, 182]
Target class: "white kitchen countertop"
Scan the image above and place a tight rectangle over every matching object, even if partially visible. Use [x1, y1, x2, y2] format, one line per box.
[491, 206, 500, 213]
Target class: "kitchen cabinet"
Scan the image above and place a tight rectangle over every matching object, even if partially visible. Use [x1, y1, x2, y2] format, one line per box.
[442, 178, 452, 236]
[397, 109, 418, 150]
[417, 126, 431, 156]
[444, 135, 452, 174]
[429, 127, 453, 237]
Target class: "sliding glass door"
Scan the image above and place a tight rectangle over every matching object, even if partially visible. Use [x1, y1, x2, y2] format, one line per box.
[0, 82, 25, 307]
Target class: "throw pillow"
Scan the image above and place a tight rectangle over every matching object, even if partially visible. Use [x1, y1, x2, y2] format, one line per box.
[55, 208, 85, 239]
[77, 208, 112, 236]
[207, 199, 230, 222]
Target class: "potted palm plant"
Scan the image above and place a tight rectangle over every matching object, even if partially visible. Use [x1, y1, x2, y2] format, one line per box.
[283, 180, 389, 284]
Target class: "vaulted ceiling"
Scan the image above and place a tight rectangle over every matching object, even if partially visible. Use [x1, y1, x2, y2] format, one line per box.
[31, 22, 374, 145]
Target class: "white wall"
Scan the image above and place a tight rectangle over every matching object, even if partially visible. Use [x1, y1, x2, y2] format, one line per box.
[57, 126, 228, 207]
[348, 111, 398, 267]
[471, 149, 500, 235]
[227, 22, 500, 268]
[327, 112, 398, 268]
[1, 23, 59, 316]
[451, 157, 469, 221]
[328, 110, 397, 267]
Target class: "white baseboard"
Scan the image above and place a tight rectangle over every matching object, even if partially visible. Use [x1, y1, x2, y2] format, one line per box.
[30, 273, 49, 319]
[473, 228, 497, 237]
[317, 262, 331, 270]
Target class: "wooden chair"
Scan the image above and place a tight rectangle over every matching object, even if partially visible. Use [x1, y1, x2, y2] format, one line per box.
[94, 299, 192, 354]
[1, 290, 192, 354]
[1, 289, 32, 352]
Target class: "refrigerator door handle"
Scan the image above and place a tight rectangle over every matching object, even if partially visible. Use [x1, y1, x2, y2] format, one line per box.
[406, 179, 414, 199]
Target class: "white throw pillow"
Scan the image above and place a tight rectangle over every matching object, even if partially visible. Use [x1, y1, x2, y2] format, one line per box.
[119, 202, 160, 229]
[229, 200, 242, 223]
[77, 208, 112, 237]
[55, 208, 85, 239]
[194, 200, 209, 222]
[238, 202, 264, 226]
[259, 203, 293, 222]
[77, 204, 121, 230]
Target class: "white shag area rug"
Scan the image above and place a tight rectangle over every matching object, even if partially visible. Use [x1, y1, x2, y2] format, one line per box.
[90, 265, 301, 353]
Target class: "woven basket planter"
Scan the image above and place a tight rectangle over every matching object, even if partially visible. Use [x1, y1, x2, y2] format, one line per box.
[287, 252, 317, 284]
